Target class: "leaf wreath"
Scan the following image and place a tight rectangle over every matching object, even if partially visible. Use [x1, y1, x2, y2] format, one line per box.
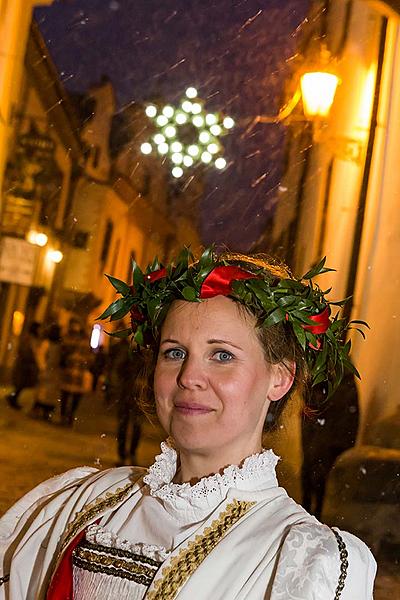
[98, 246, 368, 396]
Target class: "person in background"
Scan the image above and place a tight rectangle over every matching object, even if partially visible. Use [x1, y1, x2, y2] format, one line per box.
[106, 338, 144, 465]
[301, 370, 359, 519]
[59, 318, 90, 427]
[90, 345, 107, 392]
[6, 321, 41, 410]
[30, 323, 62, 420]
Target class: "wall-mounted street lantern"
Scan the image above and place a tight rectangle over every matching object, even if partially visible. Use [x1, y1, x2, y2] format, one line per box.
[249, 46, 340, 129]
[300, 71, 340, 119]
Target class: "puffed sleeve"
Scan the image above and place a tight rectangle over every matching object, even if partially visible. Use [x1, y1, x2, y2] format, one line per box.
[270, 521, 376, 600]
[0, 466, 98, 595]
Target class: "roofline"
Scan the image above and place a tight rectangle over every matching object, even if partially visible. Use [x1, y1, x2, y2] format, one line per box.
[25, 20, 85, 160]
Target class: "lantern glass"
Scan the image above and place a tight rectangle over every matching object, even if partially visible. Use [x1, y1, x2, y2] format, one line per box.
[300, 71, 339, 118]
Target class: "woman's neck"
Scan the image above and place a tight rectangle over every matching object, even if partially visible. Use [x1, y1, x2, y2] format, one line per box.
[174, 441, 263, 485]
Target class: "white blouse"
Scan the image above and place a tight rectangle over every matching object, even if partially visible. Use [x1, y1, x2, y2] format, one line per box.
[72, 441, 280, 599]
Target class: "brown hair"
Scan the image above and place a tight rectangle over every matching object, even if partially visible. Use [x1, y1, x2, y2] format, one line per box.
[136, 252, 309, 431]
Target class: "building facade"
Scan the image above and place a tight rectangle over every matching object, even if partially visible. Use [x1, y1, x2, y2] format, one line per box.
[271, 0, 400, 442]
[0, 14, 201, 377]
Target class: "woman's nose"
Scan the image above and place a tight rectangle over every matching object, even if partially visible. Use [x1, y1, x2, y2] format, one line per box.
[177, 356, 207, 390]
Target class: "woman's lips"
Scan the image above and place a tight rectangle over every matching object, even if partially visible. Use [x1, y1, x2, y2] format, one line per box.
[174, 402, 213, 415]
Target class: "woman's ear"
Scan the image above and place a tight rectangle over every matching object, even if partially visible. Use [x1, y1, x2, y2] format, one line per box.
[267, 361, 295, 402]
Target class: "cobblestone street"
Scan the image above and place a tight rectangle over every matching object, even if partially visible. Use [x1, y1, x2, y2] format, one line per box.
[0, 385, 163, 513]
[0, 385, 398, 597]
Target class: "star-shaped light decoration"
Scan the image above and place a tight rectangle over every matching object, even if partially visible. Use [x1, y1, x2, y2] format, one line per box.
[140, 87, 234, 178]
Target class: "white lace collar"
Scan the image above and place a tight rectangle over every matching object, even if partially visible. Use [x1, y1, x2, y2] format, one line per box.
[143, 440, 279, 522]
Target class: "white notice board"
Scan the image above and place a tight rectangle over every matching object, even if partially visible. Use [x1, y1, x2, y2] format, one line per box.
[0, 236, 38, 286]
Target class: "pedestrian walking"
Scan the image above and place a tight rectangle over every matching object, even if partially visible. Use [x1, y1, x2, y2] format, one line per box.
[301, 370, 359, 519]
[29, 323, 62, 420]
[106, 338, 144, 465]
[89, 345, 107, 392]
[59, 318, 91, 426]
[6, 321, 41, 410]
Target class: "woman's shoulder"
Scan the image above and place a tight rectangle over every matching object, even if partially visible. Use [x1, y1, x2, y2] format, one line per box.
[0, 465, 146, 541]
[271, 520, 376, 600]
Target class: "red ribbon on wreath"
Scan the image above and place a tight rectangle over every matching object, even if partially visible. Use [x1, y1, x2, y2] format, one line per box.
[302, 306, 331, 335]
[200, 266, 258, 299]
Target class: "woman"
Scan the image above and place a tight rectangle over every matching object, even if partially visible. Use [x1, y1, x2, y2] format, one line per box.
[30, 324, 62, 420]
[6, 321, 41, 410]
[59, 319, 90, 426]
[0, 248, 376, 599]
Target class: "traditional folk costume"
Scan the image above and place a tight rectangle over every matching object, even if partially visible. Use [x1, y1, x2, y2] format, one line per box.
[0, 441, 376, 599]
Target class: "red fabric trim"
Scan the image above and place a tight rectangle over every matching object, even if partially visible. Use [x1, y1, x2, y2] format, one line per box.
[200, 266, 258, 299]
[46, 529, 86, 600]
[302, 306, 331, 335]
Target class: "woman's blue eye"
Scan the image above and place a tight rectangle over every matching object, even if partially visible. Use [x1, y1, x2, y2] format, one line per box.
[164, 348, 185, 360]
[214, 351, 233, 362]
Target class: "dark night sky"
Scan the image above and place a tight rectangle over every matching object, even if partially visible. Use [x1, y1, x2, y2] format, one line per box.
[35, 0, 310, 250]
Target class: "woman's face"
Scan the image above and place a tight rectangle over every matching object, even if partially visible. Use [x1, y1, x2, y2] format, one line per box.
[154, 295, 293, 461]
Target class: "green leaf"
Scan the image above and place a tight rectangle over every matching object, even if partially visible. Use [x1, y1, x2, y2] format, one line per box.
[182, 286, 197, 301]
[312, 371, 327, 386]
[132, 262, 144, 288]
[263, 307, 285, 328]
[302, 257, 326, 280]
[277, 295, 296, 308]
[109, 303, 132, 321]
[106, 328, 132, 339]
[147, 297, 161, 321]
[293, 321, 306, 350]
[134, 326, 144, 346]
[97, 298, 125, 320]
[105, 274, 131, 296]
[350, 319, 370, 329]
[302, 258, 336, 280]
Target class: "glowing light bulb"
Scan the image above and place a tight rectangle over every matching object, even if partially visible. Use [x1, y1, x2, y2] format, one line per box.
[157, 142, 169, 154]
[156, 115, 168, 127]
[207, 143, 219, 154]
[191, 102, 202, 114]
[175, 111, 187, 124]
[183, 155, 194, 167]
[201, 151, 212, 163]
[145, 105, 157, 118]
[140, 142, 152, 155]
[205, 113, 218, 125]
[182, 100, 192, 113]
[172, 166, 183, 178]
[215, 157, 227, 169]
[210, 124, 222, 136]
[164, 125, 176, 138]
[27, 231, 48, 246]
[171, 141, 183, 152]
[192, 115, 204, 127]
[162, 105, 174, 118]
[188, 145, 200, 157]
[171, 152, 183, 164]
[36, 233, 48, 246]
[186, 87, 198, 99]
[199, 131, 211, 144]
[90, 324, 102, 350]
[154, 133, 165, 145]
[47, 250, 63, 263]
[223, 116, 234, 129]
